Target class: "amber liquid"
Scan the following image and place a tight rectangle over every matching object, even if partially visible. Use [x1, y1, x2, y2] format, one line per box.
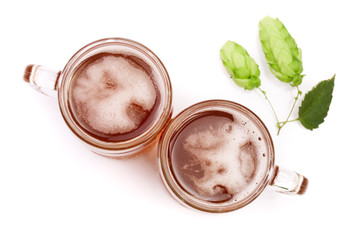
[169, 110, 265, 203]
[69, 53, 161, 142]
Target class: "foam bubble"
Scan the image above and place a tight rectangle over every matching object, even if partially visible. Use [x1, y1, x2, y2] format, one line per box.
[181, 116, 263, 202]
[71, 55, 157, 135]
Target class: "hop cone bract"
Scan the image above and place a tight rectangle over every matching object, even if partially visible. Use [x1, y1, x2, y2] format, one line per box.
[259, 16, 304, 86]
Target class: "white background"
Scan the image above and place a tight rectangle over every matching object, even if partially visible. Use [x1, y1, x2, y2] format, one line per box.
[1, 0, 359, 239]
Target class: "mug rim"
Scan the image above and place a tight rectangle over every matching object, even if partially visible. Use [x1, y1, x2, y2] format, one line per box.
[158, 99, 275, 213]
[57, 38, 173, 152]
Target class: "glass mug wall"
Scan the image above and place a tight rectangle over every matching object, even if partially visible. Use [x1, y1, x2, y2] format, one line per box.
[24, 38, 173, 157]
[158, 100, 307, 213]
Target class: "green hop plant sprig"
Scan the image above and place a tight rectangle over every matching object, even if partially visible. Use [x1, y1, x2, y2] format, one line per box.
[220, 16, 335, 135]
[220, 40, 281, 125]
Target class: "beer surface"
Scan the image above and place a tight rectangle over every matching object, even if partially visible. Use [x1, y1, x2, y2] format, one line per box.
[169, 110, 268, 203]
[69, 53, 159, 142]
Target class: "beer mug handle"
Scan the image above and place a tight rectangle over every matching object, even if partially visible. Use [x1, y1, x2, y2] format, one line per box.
[269, 166, 308, 194]
[24, 65, 61, 98]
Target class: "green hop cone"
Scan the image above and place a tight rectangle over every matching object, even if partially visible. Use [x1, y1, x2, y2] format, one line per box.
[220, 41, 261, 90]
[259, 16, 304, 86]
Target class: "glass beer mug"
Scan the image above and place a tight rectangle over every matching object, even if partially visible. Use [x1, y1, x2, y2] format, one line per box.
[158, 100, 308, 213]
[24, 38, 173, 158]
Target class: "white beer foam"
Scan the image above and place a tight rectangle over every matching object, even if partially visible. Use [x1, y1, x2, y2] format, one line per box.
[71, 55, 156, 135]
[182, 115, 266, 202]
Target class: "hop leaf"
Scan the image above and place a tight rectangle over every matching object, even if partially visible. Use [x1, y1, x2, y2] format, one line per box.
[259, 16, 304, 86]
[220, 41, 261, 90]
[298, 75, 335, 130]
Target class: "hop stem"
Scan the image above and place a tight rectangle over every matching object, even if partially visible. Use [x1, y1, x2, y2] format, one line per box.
[257, 87, 280, 126]
[277, 86, 302, 135]
[258, 86, 302, 135]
